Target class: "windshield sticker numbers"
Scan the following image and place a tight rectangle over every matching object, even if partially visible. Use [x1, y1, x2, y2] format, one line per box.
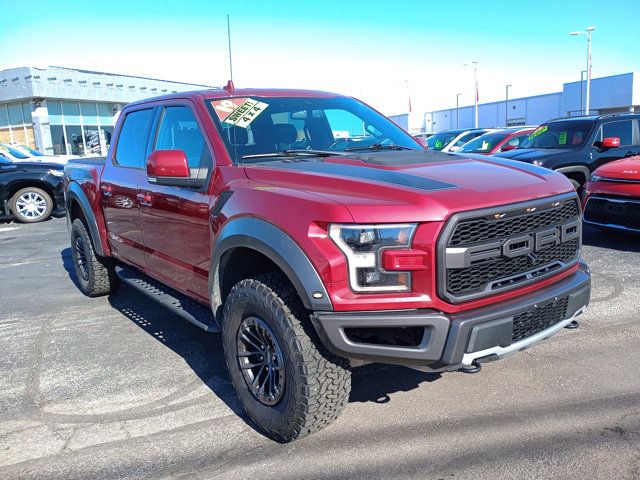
[529, 125, 548, 140]
[558, 132, 568, 145]
[212, 98, 269, 129]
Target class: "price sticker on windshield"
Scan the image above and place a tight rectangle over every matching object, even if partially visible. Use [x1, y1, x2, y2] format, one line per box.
[529, 125, 547, 139]
[211, 98, 269, 129]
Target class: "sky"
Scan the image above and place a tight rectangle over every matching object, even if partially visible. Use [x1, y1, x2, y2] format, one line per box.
[2, 0, 640, 115]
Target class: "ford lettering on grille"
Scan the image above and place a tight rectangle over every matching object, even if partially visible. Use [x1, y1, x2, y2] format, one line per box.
[438, 194, 581, 303]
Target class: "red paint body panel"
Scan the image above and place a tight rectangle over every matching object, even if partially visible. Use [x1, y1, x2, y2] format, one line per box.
[583, 156, 640, 204]
[146, 150, 190, 177]
[65, 88, 580, 315]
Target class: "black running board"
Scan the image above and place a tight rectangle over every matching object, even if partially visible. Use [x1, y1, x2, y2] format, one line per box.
[115, 266, 219, 332]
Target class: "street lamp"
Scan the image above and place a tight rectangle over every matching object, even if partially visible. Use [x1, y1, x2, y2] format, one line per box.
[456, 93, 462, 128]
[505, 84, 512, 127]
[570, 26, 595, 115]
[463, 61, 479, 128]
[580, 70, 587, 115]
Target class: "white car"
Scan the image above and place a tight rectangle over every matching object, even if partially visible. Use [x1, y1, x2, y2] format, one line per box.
[426, 128, 497, 153]
[0, 144, 68, 164]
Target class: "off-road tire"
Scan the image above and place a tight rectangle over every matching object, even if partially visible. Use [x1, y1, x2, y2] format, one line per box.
[70, 218, 119, 297]
[10, 187, 53, 223]
[221, 272, 351, 442]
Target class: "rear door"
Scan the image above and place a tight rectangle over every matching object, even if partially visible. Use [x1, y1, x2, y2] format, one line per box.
[591, 118, 640, 170]
[138, 102, 214, 300]
[100, 106, 156, 269]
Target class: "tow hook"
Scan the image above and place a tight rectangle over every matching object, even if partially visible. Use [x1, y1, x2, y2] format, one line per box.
[459, 361, 482, 374]
[565, 320, 579, 329]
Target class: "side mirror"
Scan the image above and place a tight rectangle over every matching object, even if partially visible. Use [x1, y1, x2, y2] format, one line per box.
[601, 137, 621, 149]
[500, 144, 517, 152]
[146, 150, 200, 187]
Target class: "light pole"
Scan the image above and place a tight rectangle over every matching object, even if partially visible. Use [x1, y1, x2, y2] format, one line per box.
[505, 84, 512, 127]
[580, 70, 586, 115]
[456, 93, 462, 128]
[463, 61, 479, 127]
[570, 26, 595, 115]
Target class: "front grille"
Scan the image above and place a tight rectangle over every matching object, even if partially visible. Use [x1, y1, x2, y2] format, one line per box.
[512, 297, 569, 342]
[439, 195, 581, 303]
[584, 196, 640, 231]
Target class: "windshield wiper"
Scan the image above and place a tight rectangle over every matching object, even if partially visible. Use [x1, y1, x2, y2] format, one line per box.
[241, 149, 342, 160]
[344, 143, 415, 152]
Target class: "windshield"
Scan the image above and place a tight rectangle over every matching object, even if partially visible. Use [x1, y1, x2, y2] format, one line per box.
[207, 96, 419, 163]
[0, 145, 29, 159]
[460, 131, 510, 153]
[426, 131, 463, 151]
[520, 120, 594, 149]
[17, 144, 45, 156]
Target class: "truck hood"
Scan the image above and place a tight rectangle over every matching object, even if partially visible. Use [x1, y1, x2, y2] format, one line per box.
[243, 150, 574, 223]
[594, 156, 640, 180]
[493, 148, 573, 163]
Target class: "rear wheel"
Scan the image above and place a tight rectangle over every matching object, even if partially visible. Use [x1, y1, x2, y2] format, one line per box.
[221, 273, 351, 442]
[10, 187, 53, 223]
[70, 218, 119, 297]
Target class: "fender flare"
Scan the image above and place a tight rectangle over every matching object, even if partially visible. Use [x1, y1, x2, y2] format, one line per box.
[555, 166, 591, 184]
[209, 217, 333, 317]
[65, 182, 106, 256]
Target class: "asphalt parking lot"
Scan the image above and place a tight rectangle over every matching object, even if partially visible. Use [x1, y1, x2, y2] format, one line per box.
[0, 216, 639, 480]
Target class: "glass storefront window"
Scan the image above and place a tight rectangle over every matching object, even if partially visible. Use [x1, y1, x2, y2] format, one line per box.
[48, 100, 63, 124]
[0, 106, 9, 127]
[65, 125, 84, 155]
[62, 101, 81, 125]
[97, 103, 114, 125]
[50, 125, 66, 155]
[22, 102, 32, 124]
[84, 125, 101, 155]
[80, 103, 98, 124]
[8, 104, 23, 126]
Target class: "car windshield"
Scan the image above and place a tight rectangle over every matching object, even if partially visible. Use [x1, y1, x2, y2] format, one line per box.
[426, 131, 463, 151]
[0, 145, 29, 159]
[519, 120, 594, 149]
[207, 96, 419, 163]
[459, 131, 511, 153]
[18, 144, 45, 156]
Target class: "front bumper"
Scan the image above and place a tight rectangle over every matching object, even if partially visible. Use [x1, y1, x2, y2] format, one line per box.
[311, 261, 590, 372]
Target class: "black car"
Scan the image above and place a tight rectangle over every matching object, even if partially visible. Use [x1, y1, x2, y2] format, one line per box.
[0, 154, 65, 223]
[494, 113, 640, 189]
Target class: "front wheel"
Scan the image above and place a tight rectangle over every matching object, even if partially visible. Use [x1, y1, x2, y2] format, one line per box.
[221, 273, 351, 442]
[10, 187, 53, 223]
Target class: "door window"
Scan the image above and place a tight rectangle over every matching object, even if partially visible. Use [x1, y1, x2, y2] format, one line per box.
[155, 106, 211, 178]
[114, 109, 155, 168]
[602, 120, 633, 146]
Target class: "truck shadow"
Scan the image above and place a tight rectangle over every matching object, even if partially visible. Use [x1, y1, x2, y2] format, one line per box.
[60, 248, 444, 420]
[582, 224, 640, 252]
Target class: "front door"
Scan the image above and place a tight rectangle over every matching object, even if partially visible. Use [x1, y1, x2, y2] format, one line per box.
[100, 107, 156, 269]
[138, 104, 214, 301]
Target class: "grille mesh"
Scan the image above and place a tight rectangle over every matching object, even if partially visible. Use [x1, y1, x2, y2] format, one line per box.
[512, 297, 569, 342]
[443, 198, 581, 301]
[449, 201, 579, 246]
[447, 240, 579, 295]
[584, 197, 640, 230]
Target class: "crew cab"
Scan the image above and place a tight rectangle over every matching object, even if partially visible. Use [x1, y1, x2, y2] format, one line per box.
[495, 113, 640, 189]
[63, 85, 591, 442]
[583, 155, 640, 233]
[0, 154, 65, 223]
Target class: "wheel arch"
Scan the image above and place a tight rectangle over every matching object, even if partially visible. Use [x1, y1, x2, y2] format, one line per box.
[65, 182, 107, 256]
[555, 166, 591, 186]
[209, 217, 333, 321]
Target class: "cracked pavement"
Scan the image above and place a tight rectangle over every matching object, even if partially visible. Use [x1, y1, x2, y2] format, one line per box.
[1, 217, 639, 479]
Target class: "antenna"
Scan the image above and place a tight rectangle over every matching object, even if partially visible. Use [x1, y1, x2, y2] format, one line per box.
[226, 14, 234, 84]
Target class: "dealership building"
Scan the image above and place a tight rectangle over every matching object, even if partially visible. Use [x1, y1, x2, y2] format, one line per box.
[391, 72, 640, 134]
[0, 66, 213, 156]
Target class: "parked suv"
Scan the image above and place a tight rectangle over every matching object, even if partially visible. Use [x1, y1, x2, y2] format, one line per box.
[64, 86, 590, 442]
[495, 113, 640, 188]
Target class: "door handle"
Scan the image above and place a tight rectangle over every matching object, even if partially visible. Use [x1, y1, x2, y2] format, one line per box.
[101, 184, 113, 197]
[137, 192, 153, 207]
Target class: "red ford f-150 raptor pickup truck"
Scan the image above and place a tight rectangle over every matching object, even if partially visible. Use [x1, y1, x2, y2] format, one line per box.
[64, 85, 591, 442]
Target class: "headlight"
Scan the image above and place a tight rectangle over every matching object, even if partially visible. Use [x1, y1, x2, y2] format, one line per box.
[589, 174, 602, 182]
[48, 169, 64, 177]
[329, 224, 417, 292]
[533, 160, 543, 166]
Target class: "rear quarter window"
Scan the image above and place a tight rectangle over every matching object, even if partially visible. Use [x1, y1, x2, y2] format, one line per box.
[114, 108, 155, 168]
